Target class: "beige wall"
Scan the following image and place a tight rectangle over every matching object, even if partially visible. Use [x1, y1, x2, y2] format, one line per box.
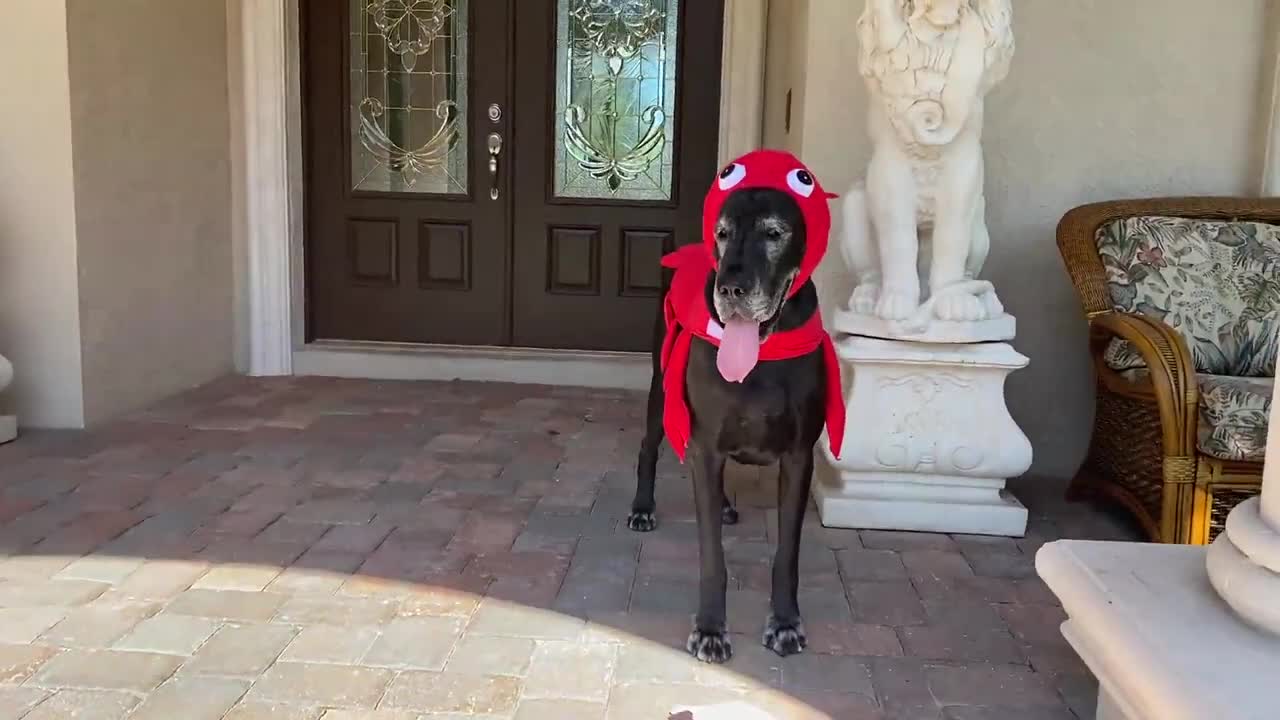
[763, 0, 807, 152]
[227, 0, 252, 373]
[0, 1, 86, 428]
[65, 0, 235, 424]
[768, 0, 1272, 479]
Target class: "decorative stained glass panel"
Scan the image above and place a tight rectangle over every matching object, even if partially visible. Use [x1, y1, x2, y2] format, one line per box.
[350, 0, 468, 194]
[553, 0, 680, 201]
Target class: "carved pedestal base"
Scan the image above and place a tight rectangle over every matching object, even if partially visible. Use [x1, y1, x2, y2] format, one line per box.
[817, 336, 1032, 537]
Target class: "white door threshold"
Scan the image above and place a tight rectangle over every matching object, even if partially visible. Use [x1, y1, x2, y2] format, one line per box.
[292, 340, 652, 390]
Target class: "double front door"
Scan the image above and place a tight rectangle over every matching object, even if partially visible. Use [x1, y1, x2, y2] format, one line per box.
[303, 0, 725, 351]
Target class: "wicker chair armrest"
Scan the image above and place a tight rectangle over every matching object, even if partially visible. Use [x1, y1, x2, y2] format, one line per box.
[1089, 312, 1199, 457]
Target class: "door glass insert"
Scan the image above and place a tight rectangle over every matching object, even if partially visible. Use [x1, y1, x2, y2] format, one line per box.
[350, 0, 469, 195]
[553, 0, 680, 201]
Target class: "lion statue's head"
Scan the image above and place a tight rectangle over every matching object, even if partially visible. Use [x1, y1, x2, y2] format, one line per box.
[856, 0, 1014, 146]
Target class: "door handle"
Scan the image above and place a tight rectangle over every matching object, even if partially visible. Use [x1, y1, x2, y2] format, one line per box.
[487, 132, 502, 200]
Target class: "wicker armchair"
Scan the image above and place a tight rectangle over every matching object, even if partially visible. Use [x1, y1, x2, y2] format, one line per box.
[1057, 197, 1280, 544]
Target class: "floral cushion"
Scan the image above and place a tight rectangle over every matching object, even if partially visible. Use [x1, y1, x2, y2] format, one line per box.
[1197, 374, 1271, 462]
[1097, 215, 1280, 377]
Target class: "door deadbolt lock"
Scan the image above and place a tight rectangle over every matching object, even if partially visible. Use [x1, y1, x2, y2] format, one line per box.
[488, 103, 502, 122]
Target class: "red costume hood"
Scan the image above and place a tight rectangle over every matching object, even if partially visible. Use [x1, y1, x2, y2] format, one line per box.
[660, 150, 845, 462]
[702, 148, 837, 296]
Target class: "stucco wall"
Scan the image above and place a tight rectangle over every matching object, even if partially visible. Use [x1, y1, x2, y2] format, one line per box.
[768, 0, 1272, 479]
[0, 1, 86, 428]
[227, 0, 252, 373]
[65, 0, 235, 424]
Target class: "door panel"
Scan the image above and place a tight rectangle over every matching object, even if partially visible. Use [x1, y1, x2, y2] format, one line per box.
[510, 0, 724, 351]
[304, 0, 724, 351]
[305, 0, 511, 345]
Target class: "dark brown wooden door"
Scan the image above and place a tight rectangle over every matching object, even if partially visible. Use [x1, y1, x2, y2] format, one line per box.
[511, 0, 725, 351]
[303, 0, 723, 350]
[305, 0, 512, 345]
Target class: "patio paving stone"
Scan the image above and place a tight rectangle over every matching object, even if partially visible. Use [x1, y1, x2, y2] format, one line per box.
[113, 614, 220, 655]
[223, 701, 321, 720]
[277, 625, 380, 665]
[37, 601, 156, 649]
[18, 689, 139, 720]
[127, 676, 249, 720]
[181, 622, 298, 677]
[0, 645, 55, 685]
[0, 687, 50, 719]
[0, 376, 1142, 718]
[29, 649, 182, 693]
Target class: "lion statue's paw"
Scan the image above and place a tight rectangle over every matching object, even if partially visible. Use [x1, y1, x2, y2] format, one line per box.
[875, 286, 918, 321]
[934, 292, 987, 322]
[982, 291, 1005, 317]
[850, 282, 881, 315]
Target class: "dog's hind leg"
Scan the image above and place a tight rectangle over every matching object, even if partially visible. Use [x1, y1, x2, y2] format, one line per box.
[627, 357, 663, 532]
[763, 448, 813, 657]
[629, 301, 666, 533]
[687, 445, 732, 663]
[721, 495, 739, 526]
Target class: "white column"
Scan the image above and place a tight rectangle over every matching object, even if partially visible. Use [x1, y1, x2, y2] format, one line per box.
[241, 0, 295, 376]
[0, 353, 14, 443]
[1261, 400, 1280, 527]
[1205, 349, 1280, 635]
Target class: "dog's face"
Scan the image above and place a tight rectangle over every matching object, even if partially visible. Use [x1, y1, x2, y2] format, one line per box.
[710, 187, 807, 335]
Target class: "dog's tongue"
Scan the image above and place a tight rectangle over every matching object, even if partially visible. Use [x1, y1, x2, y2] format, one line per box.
[716, 318, 761, 383]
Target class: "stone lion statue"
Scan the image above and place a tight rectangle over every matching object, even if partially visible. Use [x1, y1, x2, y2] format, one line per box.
[842, 0, 1014, 333]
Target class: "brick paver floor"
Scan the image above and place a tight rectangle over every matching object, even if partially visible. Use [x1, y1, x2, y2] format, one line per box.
[0, 377, 1140, 719]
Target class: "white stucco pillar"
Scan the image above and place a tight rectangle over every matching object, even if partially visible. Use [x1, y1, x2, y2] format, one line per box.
[0, 353, 14, 443]
[1261, 413, 1280, 528]
[1205, 357, 1280, 636]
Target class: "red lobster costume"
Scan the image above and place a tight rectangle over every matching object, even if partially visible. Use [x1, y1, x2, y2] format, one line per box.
[660, 149, 845, 462]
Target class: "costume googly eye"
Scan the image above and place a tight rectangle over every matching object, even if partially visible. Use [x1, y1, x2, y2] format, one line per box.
[786, 168, 816, 198]
[717, 163, 747, 190]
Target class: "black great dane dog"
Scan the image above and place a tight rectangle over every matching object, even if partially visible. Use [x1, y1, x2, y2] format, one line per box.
[626, 152, 842, 664]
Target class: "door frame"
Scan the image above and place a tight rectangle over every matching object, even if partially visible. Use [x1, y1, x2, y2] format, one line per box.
[237, 0, 769, 377]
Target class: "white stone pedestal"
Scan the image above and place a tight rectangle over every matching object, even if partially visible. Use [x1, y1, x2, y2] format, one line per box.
[1037, 540, 1280, 720]
[816, 336, 1032, 537]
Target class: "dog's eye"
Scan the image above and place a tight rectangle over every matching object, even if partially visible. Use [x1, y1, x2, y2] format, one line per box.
[715, 227, 730, 241]
[786, 168, 816, 198]
[717, 163, 747, 191]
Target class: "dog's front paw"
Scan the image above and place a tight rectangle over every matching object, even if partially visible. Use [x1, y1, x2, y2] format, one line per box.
[687, 628, 733, 664]
[626, 510, 657, 532]
[762, 615, 807, 657]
